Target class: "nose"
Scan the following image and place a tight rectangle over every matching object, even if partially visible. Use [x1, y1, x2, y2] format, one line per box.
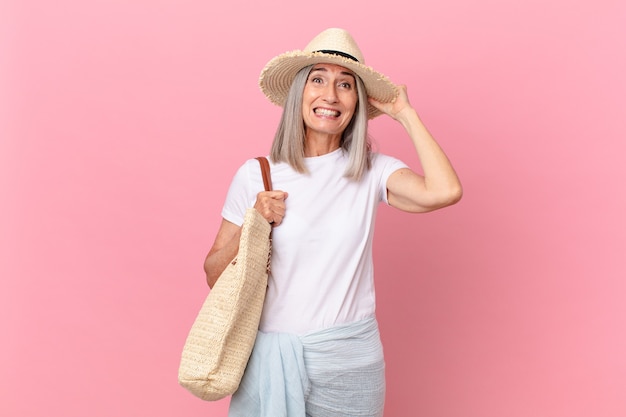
[322, 84, 338, 103]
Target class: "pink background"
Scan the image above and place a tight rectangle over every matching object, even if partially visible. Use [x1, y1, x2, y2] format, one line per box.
[2, 0, 625, 416]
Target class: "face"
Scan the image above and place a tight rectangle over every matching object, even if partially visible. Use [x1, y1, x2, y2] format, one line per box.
[301, 63, 358, 140]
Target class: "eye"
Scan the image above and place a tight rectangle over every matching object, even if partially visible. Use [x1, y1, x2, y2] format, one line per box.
[310, 76, 323, 84]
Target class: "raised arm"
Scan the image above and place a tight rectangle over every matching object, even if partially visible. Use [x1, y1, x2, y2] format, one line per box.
[369, 85, 462, 213]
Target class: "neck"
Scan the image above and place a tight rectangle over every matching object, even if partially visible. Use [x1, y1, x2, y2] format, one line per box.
[304, 132, 342, 157]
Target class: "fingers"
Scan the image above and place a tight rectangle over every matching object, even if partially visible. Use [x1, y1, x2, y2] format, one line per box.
[369, 84, 412, 120]
[396, 84, 410, 105]
[254, 191, 288, 226]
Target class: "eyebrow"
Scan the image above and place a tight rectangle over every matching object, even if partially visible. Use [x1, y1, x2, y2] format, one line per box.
[311, 66, 355, 79]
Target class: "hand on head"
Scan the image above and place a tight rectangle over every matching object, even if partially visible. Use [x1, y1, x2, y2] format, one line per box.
[368, 84, 413, 121]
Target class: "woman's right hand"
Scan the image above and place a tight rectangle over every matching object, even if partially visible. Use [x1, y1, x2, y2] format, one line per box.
[254, 190, 288, 226]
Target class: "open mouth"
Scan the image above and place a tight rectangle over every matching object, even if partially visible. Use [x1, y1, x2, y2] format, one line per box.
[314, 108, 341, 117]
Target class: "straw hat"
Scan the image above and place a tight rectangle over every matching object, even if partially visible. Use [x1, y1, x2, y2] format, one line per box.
[259, 28, 398, 119]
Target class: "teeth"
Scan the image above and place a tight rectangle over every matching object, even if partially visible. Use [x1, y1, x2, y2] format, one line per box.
[315, 108, 339, 117]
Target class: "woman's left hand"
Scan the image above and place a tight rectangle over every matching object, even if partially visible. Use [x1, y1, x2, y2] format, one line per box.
[368, 84, 413, 121]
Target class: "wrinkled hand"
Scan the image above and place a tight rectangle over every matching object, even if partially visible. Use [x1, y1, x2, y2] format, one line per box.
[368, 84, 413, 121]
[254, 190, 288, 226]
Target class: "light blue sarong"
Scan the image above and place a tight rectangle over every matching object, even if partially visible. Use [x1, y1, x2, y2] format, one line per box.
[228, 317, 386, 417]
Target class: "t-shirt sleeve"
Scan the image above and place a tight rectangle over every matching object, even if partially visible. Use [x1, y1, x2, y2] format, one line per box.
[372, 153, 409, 205]
[221, 159, 262, 226]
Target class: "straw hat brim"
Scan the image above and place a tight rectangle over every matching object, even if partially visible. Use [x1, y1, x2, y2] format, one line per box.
[259, 51, 398, 119]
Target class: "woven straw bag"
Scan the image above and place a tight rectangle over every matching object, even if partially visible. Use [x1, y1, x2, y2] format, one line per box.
[178, 157, 272, 401]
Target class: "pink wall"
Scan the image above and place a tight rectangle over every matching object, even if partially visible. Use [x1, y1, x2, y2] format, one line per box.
[2, 1, 625, 416]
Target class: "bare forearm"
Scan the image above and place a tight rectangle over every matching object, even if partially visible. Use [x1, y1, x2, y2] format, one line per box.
[369, 85, 462, 210]
[203, 229, 241, 288]
[397, 107, 462, 202]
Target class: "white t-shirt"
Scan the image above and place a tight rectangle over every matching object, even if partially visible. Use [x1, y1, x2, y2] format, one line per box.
[222, 148, 407, 334]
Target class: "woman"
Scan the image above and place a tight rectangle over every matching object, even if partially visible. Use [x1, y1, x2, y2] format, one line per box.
[204, 28, 462, 416]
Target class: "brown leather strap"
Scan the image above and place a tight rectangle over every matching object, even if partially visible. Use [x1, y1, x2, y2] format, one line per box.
[255, 157, 273, 191]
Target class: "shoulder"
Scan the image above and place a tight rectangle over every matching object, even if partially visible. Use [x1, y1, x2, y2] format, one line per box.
[371, 152, 408, 171]
[232, 157, 267, 180]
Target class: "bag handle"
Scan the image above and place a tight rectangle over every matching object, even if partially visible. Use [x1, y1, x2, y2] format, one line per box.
[255, 157, 273, 192]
